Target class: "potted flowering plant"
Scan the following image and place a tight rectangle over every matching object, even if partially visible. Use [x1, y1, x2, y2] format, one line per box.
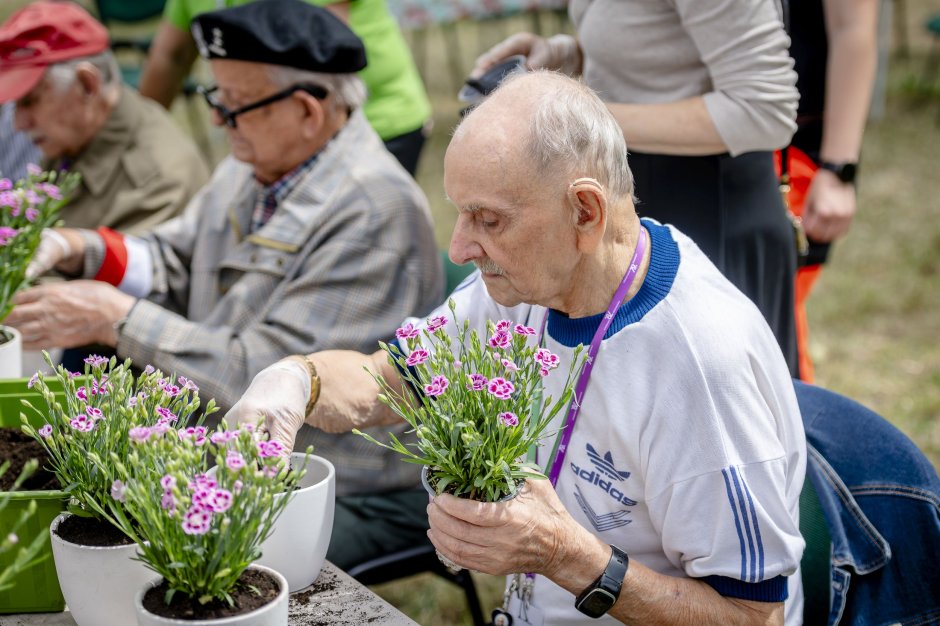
[20, 354, 216, 626]
[0, 167, 80, 378]
[355, 300, 585, 503]
[121, 422, 305, 625]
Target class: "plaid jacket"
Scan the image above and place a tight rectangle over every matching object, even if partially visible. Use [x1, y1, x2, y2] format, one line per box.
[113, 111, 443, 493]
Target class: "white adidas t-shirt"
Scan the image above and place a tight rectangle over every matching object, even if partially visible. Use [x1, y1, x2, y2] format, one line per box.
[403, 221, 806, 625]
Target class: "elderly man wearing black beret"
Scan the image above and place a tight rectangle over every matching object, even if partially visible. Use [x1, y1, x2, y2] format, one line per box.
[9, 0, 443, 569]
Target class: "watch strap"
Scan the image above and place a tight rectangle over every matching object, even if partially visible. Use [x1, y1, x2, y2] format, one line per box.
[575, 544, 629, 617]
[819, 160, 858, 184]
[297, 355, 321, 416]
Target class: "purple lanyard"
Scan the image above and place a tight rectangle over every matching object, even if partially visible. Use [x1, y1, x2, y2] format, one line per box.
[540, 225, 648, 486]
[518, 226, 647, 590]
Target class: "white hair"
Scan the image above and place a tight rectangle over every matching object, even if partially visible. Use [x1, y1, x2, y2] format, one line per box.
[504, 71, 635, 202]
[265, 64, 366, 113]
[45, 50, 121, 95]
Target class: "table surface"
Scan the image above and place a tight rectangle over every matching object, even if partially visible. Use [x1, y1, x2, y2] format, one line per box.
[0, 562, 417, 626]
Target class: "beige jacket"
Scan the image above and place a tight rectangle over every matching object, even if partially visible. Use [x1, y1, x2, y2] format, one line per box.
[48, 87, 209, 235]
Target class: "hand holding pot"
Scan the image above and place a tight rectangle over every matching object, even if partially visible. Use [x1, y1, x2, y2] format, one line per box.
[224, 358, 308, 451]
[427, 477, 607, 579]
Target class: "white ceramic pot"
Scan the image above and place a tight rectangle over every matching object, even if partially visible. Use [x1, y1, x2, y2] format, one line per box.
[50, 512, 154, 626]
[134, 564, 288, 625]
[257, 454, 335, 592]
[0, 325, 23, 378]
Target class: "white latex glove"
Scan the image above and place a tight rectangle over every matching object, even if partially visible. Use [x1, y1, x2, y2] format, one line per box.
[224, 359, 309, 452]
[25, 229, 72, 280]
[470, 33, 582, 79]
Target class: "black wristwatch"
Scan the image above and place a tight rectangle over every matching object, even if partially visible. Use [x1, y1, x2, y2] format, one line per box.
[818, 160, 858, 185]
[575, 545, 629, 618]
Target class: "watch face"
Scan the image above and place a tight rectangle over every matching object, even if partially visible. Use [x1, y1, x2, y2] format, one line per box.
[576, 588, 617, 617]
[839, 163, 857, 184]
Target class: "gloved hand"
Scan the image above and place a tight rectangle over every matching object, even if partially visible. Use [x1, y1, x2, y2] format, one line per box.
[470, 33, 582, 79]
[224, 358, 309, 452]
[25, 229, 73, 280]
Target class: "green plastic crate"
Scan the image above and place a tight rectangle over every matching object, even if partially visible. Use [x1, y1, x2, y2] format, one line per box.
[0, 378, 68, 614]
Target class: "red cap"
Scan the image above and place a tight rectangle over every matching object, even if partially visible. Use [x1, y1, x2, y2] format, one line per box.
[0, 1, 109, 103]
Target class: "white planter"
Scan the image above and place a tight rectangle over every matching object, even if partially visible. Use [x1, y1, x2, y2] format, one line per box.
[134, 564, 288, 625]
[50, 512, 154, 626]
[0, 325, 22, 378]
[258, 454, 335, 592]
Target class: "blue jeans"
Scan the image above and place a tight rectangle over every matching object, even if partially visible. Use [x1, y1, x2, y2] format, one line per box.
[795, 381, 940, 626]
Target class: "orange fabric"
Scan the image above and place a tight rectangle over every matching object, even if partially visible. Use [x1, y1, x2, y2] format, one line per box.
[775, 147, 822, 382]
[795, 264, 822, 383]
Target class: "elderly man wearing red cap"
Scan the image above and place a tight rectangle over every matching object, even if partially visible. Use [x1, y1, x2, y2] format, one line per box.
[0, 1, 208, 235]
[6, 0, 443, 571]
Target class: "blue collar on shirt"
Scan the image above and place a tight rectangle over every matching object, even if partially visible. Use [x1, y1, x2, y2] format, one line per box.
[548, 219, 679, 348]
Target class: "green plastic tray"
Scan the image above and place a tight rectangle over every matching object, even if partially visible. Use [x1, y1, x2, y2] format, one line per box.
[0, 379, 68, 614]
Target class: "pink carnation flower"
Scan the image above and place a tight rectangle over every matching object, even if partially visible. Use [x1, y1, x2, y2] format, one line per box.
[424, 375, 449, 397]
[182, 506, 213, 535]
[406, 349, 430, 367]
[426, 315, 448, 332]
[226, 451, 246, 471]
[466, 373, 488, 391]
[488, 330, 511, 349]
[38, 424, 52, 438]
[83, 354, 108, 367]
[257, 440, 286, 458]
[514, 324, 536, 336]
[129, 426, 153, 443]
[498, 412, 519, 427]
[111, 480, 126, 503]
[500, 358, 519, 372]
[495, 320, 511, 331]
[535, 348, 560, 370]
[69, 415, 94, 432]
[395, 323, 420, 340]
[487, 377, 515, 400]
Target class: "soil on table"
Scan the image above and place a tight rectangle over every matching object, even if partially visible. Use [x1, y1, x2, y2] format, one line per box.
[55, 512, 136, 547]
[142, 568, 281, 620]
[0, 427, 60, 491]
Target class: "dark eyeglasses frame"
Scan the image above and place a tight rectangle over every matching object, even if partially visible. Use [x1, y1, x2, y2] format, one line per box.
[198, 83, 329, 128]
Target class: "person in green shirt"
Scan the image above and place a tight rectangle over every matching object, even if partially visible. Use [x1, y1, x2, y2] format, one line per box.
[139, 0, 432, 175]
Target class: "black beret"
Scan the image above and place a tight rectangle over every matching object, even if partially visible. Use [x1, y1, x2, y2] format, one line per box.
[191, 0, 366, 74]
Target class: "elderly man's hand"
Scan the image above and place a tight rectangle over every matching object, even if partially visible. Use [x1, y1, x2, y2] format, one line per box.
[427, 477, 607, 578]
[25, 228, 86, 280]
[224, 358, 309, 451]
[470, 33, 581, 79]
[5, 281, 136, 349]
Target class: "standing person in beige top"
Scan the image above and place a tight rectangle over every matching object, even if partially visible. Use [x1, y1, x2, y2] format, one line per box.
[473, 0, 802, 377]
[0, 1, 208, 236]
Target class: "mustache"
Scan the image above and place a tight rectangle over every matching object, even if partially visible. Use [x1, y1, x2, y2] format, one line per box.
[474, 258, 505, 275]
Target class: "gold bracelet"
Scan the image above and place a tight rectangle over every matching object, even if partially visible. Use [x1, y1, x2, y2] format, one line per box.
[298, 355, 321, 417]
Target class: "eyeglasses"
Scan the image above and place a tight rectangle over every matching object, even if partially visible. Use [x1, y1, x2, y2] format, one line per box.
[198, 83, 328, 129]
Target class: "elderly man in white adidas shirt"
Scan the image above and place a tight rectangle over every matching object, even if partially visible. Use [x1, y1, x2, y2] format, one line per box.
[226, 71, 807, 625]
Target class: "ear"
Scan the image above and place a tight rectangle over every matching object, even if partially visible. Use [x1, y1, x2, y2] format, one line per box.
[566, 178, 607, 254]
[293, 91, 325, 139]
[74, 64, 101, 96]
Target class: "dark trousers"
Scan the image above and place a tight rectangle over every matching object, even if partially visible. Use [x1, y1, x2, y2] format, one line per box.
[383, 126, 427, 178]
[326, 488, 430, 571]
[630, 150, 799, 377]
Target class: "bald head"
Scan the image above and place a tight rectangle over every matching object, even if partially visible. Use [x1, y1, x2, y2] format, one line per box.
[452, 71, 635, 203]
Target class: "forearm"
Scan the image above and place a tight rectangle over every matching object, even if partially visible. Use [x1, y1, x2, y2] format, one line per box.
[819, 0, 879, 162]
[306, 349, 404, 432]
[549, 526, 782, 625]
[606, 97, 727, 156]
[138, 22, 199, 108]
